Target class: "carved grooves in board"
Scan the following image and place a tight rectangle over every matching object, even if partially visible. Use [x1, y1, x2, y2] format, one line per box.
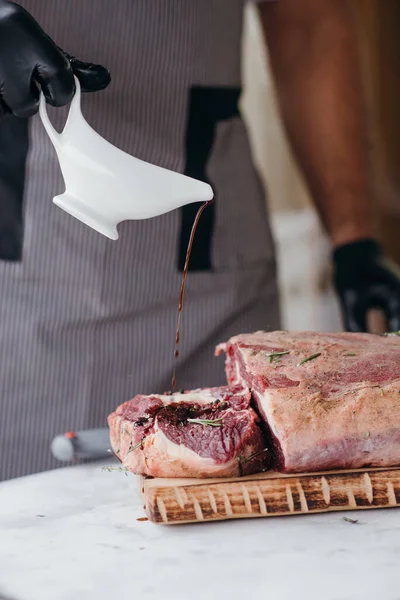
[174, 487, 188, 509]
[321, 476, 330, 505]
[241, 485, 252, 513]
[286, 485, 294, 513]
[363, 473, 374, 504]
[297, 482, 309, 512]
[208, 489, 218, 514]
[346, 488, 357, 509]
[387, 482, 397, 506]
[255, 485, 268, 515]
[145, 469, 400, 524]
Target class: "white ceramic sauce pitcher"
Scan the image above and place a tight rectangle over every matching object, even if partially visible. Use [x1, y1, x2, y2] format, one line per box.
[39, 77, 214, 240]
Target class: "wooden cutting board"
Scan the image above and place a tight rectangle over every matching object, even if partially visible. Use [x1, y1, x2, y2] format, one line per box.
[138, 467, 400, 525]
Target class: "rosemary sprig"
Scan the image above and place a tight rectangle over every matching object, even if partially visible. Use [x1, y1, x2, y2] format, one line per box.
[266, 350, 290, 363]
[343, 353, 357, 357]
[238, 448, 269, 476]
[342, 516, 359, 524]
[187, 418, 223, 427]
[101, 465, 130, 473]
[297, 352, 321, 366]
[240, 448, 269, 465]
[128, 439, 145, 454]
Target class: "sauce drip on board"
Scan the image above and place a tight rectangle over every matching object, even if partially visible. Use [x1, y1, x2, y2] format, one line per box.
[171, 200, 213, 391]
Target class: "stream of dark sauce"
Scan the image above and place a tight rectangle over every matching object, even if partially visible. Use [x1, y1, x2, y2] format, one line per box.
[171, 200, 213, 391]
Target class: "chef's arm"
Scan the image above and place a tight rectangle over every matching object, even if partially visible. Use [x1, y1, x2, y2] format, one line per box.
[258, 0, 372, 247]
[258, 0, 400, 333]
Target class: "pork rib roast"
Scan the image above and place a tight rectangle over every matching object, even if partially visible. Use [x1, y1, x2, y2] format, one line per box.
[108, 386, 269, 478]
[218, 331, 400, 473]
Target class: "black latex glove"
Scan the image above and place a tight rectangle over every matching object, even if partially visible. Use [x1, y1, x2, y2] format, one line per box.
[0, 0, 110, 118]
[333, 238, 400, 332]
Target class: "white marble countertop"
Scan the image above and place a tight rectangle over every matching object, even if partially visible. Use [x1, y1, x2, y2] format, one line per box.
[1, 462, 400, 600]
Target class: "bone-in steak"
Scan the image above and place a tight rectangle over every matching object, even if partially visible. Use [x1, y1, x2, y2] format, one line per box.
[108, 386, 269, 478]
[217, 331, 400, 473]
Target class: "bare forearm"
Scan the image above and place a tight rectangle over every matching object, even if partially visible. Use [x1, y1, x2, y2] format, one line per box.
[259, 0, 374, 247]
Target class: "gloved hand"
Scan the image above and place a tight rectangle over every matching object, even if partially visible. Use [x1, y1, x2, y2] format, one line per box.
[0, 0, 110, 118]
[333, 239, 400, 332]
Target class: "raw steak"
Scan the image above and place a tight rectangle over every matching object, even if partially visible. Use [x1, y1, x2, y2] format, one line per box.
[217, 331, 400, 473]
[108, 386, 269, 478]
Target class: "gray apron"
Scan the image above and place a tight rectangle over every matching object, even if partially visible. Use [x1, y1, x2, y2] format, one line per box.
[0, 0, 279, 480]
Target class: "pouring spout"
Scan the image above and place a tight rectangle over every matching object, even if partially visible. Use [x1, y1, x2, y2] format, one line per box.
[132, 165, 214, 219]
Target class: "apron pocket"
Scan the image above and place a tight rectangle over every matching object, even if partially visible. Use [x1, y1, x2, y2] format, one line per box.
[177, 85, 241, 272]
[0, 115, 29, 262]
